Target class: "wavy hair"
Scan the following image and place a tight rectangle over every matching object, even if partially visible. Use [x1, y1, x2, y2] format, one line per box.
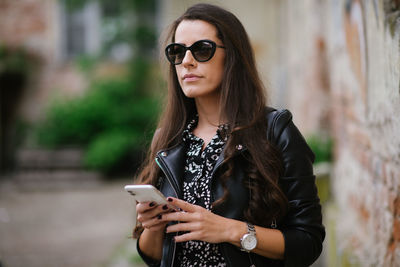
[135, 3, 288, 231]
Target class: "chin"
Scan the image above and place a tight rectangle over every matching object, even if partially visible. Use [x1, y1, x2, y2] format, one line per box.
[182, 87, 200, 98]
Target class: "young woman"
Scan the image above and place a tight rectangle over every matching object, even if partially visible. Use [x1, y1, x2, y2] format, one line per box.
[134, 3, 325, 267]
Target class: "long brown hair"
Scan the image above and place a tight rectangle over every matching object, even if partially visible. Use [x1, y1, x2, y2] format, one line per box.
[136, 3, 288, 228]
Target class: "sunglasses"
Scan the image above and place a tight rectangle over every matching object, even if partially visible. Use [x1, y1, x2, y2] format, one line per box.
[165, 39, 225, 65]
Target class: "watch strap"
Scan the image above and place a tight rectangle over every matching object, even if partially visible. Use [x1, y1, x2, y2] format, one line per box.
[247, 222, 256, 234]
[240, 222, 257, 252]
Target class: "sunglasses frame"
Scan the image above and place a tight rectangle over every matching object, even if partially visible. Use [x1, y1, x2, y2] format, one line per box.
[165, 39, 225, 65]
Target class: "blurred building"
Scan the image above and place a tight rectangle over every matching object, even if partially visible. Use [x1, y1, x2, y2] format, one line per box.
[0, 0, 132, 173]
[0, 0, 101, 121]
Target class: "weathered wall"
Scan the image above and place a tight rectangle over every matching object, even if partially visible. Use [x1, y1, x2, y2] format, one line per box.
[275, 0, 400, 265]
[0, 0, 59, 61]
[330, 1, 400, 265]
[0, 0, 87, 123]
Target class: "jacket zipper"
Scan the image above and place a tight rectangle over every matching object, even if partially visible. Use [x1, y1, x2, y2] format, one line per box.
[155, 156, 179, 198]
[155, 155, 178, 267]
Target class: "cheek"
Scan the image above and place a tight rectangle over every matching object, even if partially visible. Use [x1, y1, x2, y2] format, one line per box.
[175, 67, 184, 87]
[209, 64, 224, 86]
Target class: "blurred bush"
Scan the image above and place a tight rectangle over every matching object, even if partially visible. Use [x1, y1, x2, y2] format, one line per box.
[35, 76, 160, 174]
[307, 134, 333, 164]
[307, 134, 333, 204]
[0, 45, 33, 75]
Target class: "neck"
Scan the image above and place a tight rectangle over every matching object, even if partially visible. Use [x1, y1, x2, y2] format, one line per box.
[194, 94, 223, 129]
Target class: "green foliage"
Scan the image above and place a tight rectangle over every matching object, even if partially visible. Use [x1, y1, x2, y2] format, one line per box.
[62, 0, 156, 15]
[132, 25, 157, 49]
[83, 130, 137, 172]
[35, 78, 160, 173]
[0, 44, 34, 74]
[75, 54, 99, 75]
[129, 0, 156, 12]
[307, 134, 333, 164]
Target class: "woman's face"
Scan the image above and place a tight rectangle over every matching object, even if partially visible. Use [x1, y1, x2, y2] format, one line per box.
[174, 20, 225, 100]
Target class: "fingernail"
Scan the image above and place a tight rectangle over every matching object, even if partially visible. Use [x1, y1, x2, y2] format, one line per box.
[162, 205, 168, 210]
[149, 202, 155, 207]
[167, 197, 173, 202]
[157, 214, 162, 220]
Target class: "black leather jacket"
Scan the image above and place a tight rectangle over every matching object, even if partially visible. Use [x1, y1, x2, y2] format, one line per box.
[137, 108, 325, 267]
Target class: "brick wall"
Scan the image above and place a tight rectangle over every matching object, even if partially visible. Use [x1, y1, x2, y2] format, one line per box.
[330, 1, 400, 265]
[269, 0, 400, 265]
[0, 0, 59, 62]
[0, 0, 87, 123]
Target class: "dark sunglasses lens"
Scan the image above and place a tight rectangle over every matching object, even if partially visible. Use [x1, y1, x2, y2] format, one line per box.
[192, 41, 215, 62]
[167, 44, 186, 64]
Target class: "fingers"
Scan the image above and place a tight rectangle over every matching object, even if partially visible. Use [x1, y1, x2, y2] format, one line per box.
[136, 201, 177, 213]
[160, 209, 199, 223]
[167, 197, 198, 212]
[160, 198, 206, 223]
[141, 214, 167, 229]
[165, 221, 200, 234]
[136, 202, 174, 227]
[136, 201, 156, 213]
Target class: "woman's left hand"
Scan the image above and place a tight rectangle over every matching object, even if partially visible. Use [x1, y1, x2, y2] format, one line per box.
[160, 197, 241, 244]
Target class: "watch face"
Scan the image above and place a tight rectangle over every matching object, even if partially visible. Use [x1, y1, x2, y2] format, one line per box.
[242, 234, 257, 250]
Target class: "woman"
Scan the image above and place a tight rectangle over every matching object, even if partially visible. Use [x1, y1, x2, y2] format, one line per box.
[134, 3, 325, 267]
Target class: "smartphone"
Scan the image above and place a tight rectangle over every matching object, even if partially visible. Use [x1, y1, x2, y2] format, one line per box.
[124, 184, 169, 206]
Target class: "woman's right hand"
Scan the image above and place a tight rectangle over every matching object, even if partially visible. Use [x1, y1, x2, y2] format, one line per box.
[136, 202, 173, 233]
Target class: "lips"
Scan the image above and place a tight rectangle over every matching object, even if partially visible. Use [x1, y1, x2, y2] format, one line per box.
[183, 74, 201, 82]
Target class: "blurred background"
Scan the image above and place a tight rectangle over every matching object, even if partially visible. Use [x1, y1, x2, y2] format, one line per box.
[0, 0, 399, 266]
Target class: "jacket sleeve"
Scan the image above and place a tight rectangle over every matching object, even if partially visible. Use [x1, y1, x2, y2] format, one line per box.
[271, 109, 325, 267]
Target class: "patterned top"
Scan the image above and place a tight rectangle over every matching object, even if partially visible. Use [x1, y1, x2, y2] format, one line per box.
[174, 116, 228, 267]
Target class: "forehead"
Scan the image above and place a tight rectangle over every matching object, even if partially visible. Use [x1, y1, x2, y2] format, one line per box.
[174, 20, 219, 44]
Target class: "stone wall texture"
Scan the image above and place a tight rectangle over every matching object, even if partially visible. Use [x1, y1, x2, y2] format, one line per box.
[0, 0, 87, 123]
[267, 0, 400, 265]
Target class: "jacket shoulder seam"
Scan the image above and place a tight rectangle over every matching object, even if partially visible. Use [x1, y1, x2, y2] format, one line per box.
[268, 108, 293, 143]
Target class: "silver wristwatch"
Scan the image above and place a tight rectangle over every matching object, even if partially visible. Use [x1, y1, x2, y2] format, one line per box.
[240, 222, 257, 252]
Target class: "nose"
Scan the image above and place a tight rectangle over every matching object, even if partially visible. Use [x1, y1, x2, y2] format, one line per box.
[181, 50, 196, 67]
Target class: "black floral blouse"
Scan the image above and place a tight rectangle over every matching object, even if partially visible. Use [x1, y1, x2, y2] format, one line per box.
[174, 116, 228, 267]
